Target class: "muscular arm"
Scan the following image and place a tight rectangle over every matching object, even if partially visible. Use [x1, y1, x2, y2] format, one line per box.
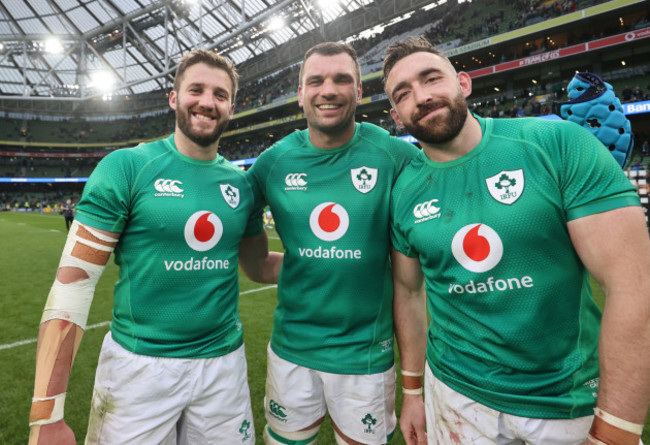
[568, 206, 650, 444]
[391, 248, 428, 445]
[239, 231, 283, 284]
[29, 223, 119, 445]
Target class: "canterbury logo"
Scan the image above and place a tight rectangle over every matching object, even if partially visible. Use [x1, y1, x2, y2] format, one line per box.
[413, 199, 440, 219]
[154, 178, 184, 193]
[285, 173, 307, 187]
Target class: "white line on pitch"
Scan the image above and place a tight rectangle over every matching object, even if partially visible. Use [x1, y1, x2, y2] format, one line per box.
[0, 285, 277, 352]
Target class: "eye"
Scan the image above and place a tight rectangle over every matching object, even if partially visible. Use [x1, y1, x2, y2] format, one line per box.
[394, 91, 409, 104]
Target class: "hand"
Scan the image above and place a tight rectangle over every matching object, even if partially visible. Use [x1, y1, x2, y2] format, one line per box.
[400, 394, 427, 445]
[29, 420, 76, 445]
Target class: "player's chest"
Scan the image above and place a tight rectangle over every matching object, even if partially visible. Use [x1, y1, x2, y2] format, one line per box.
[402, 164, 562, 251]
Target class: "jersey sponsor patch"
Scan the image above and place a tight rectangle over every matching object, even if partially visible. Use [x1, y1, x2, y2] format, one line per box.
[184, 210, 223, 252]
[451, 223, 503, 273]
[284, 173, 308, 190]
[309, 202, 349, 241]
[350, 166, 378, 194]
[154, 178, 185, 198]
[220, 184, 240, 208]
[413, 199, 441, 224]
[485, 169, 524, 205]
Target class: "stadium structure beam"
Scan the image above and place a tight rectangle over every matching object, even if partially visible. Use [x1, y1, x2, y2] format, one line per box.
[237, 0, 434, 83]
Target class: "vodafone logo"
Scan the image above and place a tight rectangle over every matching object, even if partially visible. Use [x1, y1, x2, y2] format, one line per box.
[309, 202, 349, 241]
[184, 211, 223, 251]
[451, 224, 503, 273]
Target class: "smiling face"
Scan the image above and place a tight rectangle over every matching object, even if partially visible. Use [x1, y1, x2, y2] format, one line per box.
[169, 62, 235, 149]
[298, 52, 362, 148]
[385, 51, 471, 146]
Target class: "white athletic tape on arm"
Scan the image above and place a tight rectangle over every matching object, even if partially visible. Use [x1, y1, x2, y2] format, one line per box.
[402, 387, 423, 396]
[593, 407, 644, 435]
[29, 393, 66, 427]
[41, 221, 117, 330]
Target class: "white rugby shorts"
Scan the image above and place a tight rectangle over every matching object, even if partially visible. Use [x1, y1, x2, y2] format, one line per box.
[424, 364, 604, 445]
[85, 332, 255, 444]
[265, 344, 396, 444]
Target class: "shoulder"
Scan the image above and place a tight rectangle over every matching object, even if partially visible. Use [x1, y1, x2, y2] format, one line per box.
[103, 138, 170, 165]
[253, 131, 306, 167]
[357, 122, 420, 158]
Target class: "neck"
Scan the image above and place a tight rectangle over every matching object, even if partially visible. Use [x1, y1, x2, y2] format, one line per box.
[420, 113, 482, 163]
[308, 121, 356, 149]
[174, 128, 219, 161]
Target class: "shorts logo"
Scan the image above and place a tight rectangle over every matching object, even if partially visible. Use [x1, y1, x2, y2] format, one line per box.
[485, 169, 524, 205]
[350, 166, 378, 194]
[184, 211, 223, 252]
[413, 199, 441, 223]
[451, 223, 503, 272]
[309, 202, 349, 241]
[154, 178, 184, 198]
[239, 419, 252, 442]
[285, 173, 308, 190]
[361, 413, 377, 434]
[220, 184, 240, 209]
[269, 399, 287, 422]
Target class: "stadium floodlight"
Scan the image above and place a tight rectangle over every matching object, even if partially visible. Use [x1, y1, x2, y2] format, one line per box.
[267, 16, 285, 31]
[89, 70, 115, 92]
[44, 37, 64, 54]
[317, 0, 339, 13]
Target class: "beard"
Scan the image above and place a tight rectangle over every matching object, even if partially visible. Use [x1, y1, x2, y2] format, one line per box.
[176, 107, 230, 147]
[404, 89, 468, 145]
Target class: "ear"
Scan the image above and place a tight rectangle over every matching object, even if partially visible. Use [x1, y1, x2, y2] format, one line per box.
[458, 72, 472, 98]
[357, 81, 363, 104]
[298, 85, 304, 108]
[169, 90, 177, 111]
[229, 102, 235, 117]
[389, 108, 404, 128]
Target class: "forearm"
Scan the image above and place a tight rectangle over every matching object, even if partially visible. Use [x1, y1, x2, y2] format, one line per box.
[596, 292, 650, 423]
[394, 296, 427, 379]
[239, 232, 283, 283]
[30, 319, 84, 426]
[246, 251, 283, 283]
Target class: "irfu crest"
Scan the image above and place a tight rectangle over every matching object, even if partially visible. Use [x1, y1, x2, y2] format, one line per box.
[350, 166, 378, 194]
[485, 169, 524, 205]
[220, 184, 240, 209]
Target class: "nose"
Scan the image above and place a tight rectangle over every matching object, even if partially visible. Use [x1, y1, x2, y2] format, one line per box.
[320, 78, 337, 97]
[412, 82, 431, 106]
[197, 91, 215, 109]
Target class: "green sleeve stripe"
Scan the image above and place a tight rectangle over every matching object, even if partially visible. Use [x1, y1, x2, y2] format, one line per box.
[566, 194, 640, 221]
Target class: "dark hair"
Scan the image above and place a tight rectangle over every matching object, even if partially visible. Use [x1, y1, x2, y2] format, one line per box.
[173, 49, 239, 102]
[299, 42, 361, 85]
[382, 36, 448, 85]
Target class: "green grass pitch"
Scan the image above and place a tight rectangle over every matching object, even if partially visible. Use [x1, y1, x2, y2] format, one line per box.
[0, 212, 647, 444]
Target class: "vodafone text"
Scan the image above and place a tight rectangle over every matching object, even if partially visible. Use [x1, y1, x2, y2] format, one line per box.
[298, 245, 361, 259]
[164, 257, 230, 271]
[449, 276, 534, 294]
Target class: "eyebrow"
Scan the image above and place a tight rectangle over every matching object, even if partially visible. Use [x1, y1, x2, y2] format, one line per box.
[186, 82, 230, 97]
[391, 67, 444, 98]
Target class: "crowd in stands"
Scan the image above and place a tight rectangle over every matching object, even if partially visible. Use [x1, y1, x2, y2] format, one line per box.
[1, 0, 648, 192]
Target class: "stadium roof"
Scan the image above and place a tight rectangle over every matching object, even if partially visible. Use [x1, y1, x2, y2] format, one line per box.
[0, 0, 438, 102]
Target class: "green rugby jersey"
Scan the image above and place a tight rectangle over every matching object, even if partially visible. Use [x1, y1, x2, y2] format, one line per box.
[391, 116, 640, 419]
[75, 134, 262, 358]
[249, 122, 419, 374]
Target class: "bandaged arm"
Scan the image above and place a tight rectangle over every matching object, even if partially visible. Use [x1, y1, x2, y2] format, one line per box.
[29, 221, 119, 444]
